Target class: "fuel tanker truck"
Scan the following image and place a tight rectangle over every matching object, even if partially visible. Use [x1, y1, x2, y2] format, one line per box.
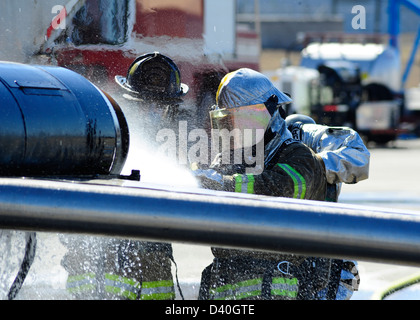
[0, 61, 131, 177]
[0, 61, 135, 299]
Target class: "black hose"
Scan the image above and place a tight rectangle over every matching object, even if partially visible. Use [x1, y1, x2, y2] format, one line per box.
[7, 232, 37, 300]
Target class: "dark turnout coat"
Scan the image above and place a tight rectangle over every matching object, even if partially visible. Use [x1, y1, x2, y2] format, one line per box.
[198, 110, 329, 300]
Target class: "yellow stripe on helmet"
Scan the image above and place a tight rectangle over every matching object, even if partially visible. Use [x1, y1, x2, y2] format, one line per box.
[216, 70, 239, 106]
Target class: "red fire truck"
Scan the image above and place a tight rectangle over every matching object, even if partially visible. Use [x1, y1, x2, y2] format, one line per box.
[41, 0, 259, 106]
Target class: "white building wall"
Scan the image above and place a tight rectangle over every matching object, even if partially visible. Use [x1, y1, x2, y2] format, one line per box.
[0, 0, 67, 62]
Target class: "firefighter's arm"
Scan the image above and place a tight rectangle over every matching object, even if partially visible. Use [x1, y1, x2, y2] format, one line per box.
[230, 162, 309, 198]
[191, 159, 316, 199]
[191, 164, 295, 196]
[190, 165, 230, 191]
[191, 143, 326, 198]
[236, 143, 327, 199]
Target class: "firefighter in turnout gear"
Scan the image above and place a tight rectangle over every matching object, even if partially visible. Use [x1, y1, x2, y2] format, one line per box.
[62, 53, 188, 300]
[115, 51, 190, 138]
[62, 236, 177, 300]
[192, 68, 330, 300]
[286, 114, 370, 299]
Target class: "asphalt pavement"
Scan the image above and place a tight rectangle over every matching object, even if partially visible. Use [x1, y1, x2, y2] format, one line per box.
[340, 137, 420, 300]
[340, 137, 420, 204]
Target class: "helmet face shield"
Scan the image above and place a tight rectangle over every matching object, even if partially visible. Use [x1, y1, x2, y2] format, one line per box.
[210, 103, 271, 149]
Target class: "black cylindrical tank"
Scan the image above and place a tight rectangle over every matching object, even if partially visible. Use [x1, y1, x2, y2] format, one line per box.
[0, 61, 129, 176]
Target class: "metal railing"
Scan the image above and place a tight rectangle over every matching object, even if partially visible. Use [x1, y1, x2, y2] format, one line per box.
[1, 177, 420, 267]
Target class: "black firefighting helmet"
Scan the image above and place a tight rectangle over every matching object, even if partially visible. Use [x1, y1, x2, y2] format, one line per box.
[285, 114, 316, 129]
[285, 114, 316, 140]
[115, 52, 189, 100]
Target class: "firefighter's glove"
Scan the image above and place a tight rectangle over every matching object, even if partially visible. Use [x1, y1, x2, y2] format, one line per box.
[191, 164, 224, 190]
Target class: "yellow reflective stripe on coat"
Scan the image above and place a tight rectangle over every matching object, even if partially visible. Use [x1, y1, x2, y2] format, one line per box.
[140, 280, 175, 300]
[271, 277, 299, 298]
[210, 278, 263, 300]
[276, 164, 306, 199]
[234, 174, 255, 194]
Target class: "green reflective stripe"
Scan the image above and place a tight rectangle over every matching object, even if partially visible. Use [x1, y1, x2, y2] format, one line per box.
[66, 273, 97, 293]
[214, 278, 262, 293]
[142, 280, 174, 288]
[271, 289, 298, 298]
[277, 164, 306, 199]
[211, 278, 263, 300]
[272, 277, 298, 285]
[234, 174, 242, 192]
[66, 275, 175, 300]
[234, 174, 255, 194]
[67, 273, 96, 283]
[271, 277, 298, 298]
[105, 284, 138, 300]
[105, 274, 141, 300]
[140, 292, 176, 300]
[215, 290, 261, 300]
[140, 280, 175, 300]
[67, 283, 96, 294]
[105, 274, 140, 287]
[246, 175, 255, 193]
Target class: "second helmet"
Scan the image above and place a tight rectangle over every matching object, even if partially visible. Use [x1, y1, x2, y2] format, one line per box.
[115, 52, 189, 99]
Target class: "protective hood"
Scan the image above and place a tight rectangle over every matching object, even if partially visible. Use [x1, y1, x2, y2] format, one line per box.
[264, 108, 294, 167]
[216, 68, 292, 109]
